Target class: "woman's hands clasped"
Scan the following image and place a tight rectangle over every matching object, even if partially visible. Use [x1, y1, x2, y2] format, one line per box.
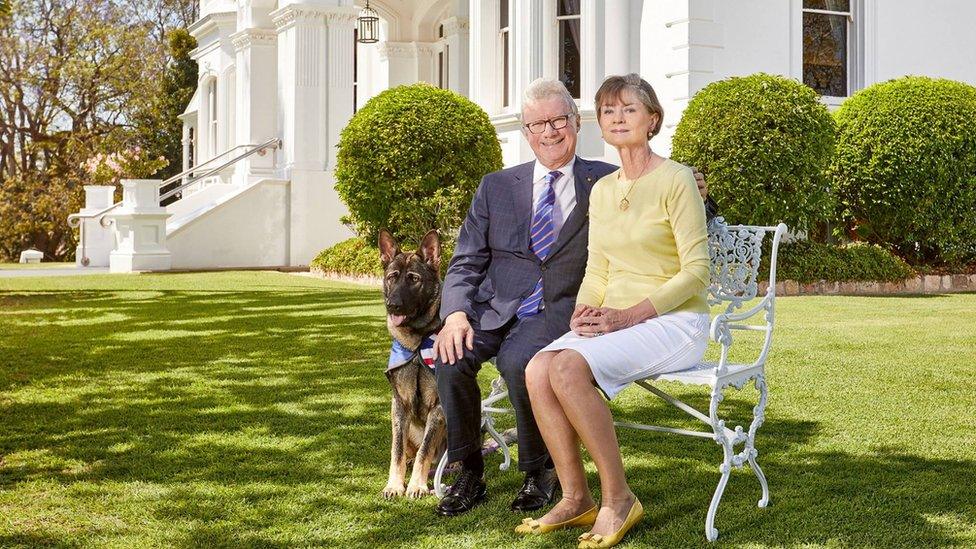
[570, 300, 658, 337]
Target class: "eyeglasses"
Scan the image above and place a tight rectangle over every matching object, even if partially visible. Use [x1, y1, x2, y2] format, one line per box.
[523, 114, 575, 134]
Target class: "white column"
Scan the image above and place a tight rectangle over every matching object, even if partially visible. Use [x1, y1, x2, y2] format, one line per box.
[641, 0, 723, 155]
[272, 3, 358, 265]
[443, 17, 470, 95]
[513, 0, 544, 105]
[467, 0, 494, 110]
[378, 42, 439, 86]
[108, 180, 172, 273]
[75, 186, 117, 268]
[232, 28, 278, 184]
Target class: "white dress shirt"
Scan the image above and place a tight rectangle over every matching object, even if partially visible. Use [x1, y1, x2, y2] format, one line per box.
[531, 157, 577, 238]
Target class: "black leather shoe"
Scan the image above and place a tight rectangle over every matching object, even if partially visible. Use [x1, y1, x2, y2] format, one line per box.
[510, 467, 559, 512]
[436, 468, 487, 517]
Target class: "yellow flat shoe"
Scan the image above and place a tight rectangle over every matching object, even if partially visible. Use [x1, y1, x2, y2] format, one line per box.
[577, 499, 644, 548]
[514, 505, 598, 535]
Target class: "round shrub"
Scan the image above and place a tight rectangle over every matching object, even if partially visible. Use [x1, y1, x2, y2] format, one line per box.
[672, 73, 835, 232]
[830, 76, 976, 267]
[335, 83, 502, 248]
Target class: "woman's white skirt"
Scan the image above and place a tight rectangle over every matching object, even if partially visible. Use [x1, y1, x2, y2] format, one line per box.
[538, 311, 710, 399]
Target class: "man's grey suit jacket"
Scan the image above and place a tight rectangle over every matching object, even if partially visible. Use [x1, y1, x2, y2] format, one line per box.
[441, 156, 617, 339]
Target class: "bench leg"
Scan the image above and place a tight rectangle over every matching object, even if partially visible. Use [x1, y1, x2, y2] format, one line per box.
[748, 375, 770, 508]
[706, 384, 733, 542]
[482, 413, 511, 471]
[433, 449, 450, 498]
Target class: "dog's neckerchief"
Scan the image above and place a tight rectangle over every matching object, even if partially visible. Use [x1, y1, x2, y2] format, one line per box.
[387, 335, 437, 373]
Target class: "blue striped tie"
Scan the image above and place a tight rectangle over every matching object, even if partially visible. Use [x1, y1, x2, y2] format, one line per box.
[516, 170, 561, 319]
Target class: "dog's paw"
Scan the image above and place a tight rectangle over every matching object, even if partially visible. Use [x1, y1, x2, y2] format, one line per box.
[405, 483, 432, 499]
[382, 483, 405, 499]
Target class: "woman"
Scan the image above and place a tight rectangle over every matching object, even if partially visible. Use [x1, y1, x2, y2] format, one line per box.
[514, 74, 710, 548]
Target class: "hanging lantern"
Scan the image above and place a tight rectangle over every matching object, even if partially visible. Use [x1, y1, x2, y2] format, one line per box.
[357, 1, 379, 44]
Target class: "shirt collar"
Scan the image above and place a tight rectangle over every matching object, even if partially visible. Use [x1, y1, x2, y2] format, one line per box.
[533, 157, 576, 185]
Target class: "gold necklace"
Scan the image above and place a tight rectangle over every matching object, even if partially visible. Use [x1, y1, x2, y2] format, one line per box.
[618, 154, 654, 211]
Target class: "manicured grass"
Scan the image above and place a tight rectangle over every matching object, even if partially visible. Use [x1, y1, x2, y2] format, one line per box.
[1, 272, 974, 547]
[0, 262, 76, 270]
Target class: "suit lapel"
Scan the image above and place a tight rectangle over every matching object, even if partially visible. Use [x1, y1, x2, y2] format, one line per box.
[547, 157, 594, 260]
[513, 162, 535, 256]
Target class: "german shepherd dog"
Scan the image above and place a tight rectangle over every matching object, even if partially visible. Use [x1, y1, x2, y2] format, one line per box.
[378, 229, 446, 499]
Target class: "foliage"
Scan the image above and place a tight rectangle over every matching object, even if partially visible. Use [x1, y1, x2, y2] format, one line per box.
[830, 76, 976, 267]
[82, 148, 168, 186]
[311, 236, 455, 278]
[762, 240, 915, 284]
[2, 272, 976, 547]
[672, 73, 835, 233]
[335, 83, 502, 248]
[132, 28, 198, 182]
[0, 0, 193, 261]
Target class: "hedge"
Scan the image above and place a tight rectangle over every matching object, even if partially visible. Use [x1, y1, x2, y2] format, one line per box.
[315, 237, 913, 285]
[762, 240, 915, 284]
[335, 83, 502, 249]
[311, 237, 455, 279]
[830, 76, 976, 267]
[672, 73, 835, 233]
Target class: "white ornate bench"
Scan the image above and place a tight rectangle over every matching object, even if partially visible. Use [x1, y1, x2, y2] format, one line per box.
[434, 218, 788, 542]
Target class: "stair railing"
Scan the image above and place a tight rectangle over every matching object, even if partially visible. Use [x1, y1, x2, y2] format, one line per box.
[68, 138, 282, 266]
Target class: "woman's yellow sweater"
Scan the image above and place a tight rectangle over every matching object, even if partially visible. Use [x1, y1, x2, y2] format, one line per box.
[576, 159, 710, 315]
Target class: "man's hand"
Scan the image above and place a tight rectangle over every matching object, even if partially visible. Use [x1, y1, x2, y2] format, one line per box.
[690, 166, 708, 201]
[434, 311, 474, 365]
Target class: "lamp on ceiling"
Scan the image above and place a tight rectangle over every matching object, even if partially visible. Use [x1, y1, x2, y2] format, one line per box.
[357, 1, 379, 43]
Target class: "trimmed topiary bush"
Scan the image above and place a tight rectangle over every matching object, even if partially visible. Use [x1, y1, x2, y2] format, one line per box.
[672, 73, 835, 233]
[830, 76, 976, 267]
[335, 83, 503, 248]
[762, 240, 915, 284]
[311, 236, 455, 279]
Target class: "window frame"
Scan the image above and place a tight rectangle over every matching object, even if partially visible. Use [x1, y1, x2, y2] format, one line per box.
[800, 0, 864, 102]
[555, 1, 582, 100]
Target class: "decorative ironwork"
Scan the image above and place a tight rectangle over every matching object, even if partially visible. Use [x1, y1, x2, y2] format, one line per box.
[357, 1, 379, 44]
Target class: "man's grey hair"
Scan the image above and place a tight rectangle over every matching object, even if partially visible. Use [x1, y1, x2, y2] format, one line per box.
[521, 78, 579, 117]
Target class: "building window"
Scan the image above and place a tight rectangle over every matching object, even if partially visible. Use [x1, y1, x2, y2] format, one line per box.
[802, 0, 854, 97]
[439, 48, 449, 89]
[557, 0, 581, 99]
[499, 0, 511, 108]
[207, 79, 217, 156]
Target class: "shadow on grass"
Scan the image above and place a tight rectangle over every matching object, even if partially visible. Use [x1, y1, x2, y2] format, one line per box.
[2, 285, 974, 547]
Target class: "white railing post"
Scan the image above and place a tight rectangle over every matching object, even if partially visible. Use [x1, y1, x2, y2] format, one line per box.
[75, 185, 116, 267]
[107, 179, 172, 273]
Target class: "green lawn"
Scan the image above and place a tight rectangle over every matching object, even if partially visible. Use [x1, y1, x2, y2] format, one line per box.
[1, 272, 974, 548]
[0, 262, 76, 270]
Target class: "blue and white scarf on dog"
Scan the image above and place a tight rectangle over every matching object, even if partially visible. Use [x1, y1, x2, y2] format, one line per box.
[387, 335, 437, 373]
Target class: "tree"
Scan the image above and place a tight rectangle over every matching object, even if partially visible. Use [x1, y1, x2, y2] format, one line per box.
[0, 0, 194, 261]
[132, 28, 198, 182]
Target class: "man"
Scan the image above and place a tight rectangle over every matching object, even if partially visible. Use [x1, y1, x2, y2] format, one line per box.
[432, 78, 714, 517]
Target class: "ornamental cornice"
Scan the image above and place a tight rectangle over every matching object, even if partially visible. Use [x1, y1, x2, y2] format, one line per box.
[188, 12, 236, 40]
[231, 28, 277, 51]
[270, 4, 359, 32]
[378, 41, 438, 60]
[441, 17, 470, 36]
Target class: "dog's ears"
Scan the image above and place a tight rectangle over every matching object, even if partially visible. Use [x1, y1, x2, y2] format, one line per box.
[378, 229, 400, 268]
[419, 229, 441, 270]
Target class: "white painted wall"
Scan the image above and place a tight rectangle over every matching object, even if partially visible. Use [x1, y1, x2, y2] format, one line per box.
[869, 1, 976, 86]
[168, 179, 289, 269]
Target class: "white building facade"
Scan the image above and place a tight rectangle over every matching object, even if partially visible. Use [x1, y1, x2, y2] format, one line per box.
[165, 0, 976, 269]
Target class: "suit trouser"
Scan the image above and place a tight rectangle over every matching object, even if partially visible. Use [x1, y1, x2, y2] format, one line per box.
[435, 312, 554, 472]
